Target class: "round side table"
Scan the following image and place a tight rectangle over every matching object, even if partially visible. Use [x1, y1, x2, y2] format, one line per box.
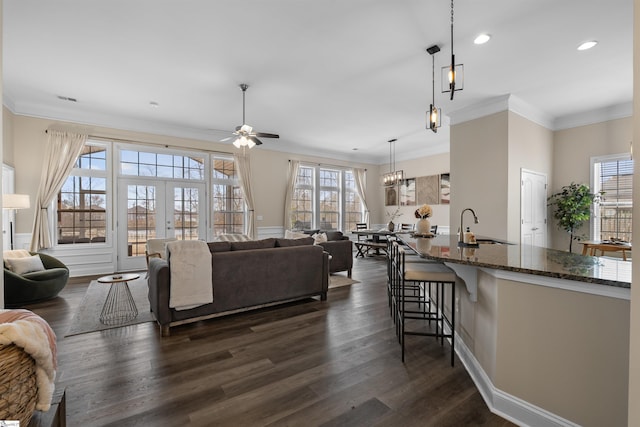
[97, 273, 140, 325]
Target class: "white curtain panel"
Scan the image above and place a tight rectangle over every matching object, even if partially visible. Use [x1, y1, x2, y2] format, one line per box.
[30, 130, 87, 251]
[353, 168, 370, 225]
[283, 160, 300, 230]
[234, 151, 256, 239]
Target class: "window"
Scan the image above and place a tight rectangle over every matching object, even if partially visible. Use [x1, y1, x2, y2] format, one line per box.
[592, 154, 633, 242]
[120, 150, 204, 179]
[290, 165, 363, 231]
[212, 155, 245, 236]
[57, 142, 108, 244]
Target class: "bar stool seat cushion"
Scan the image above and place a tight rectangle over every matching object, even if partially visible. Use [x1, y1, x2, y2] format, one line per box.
[404, 262, 456, 282]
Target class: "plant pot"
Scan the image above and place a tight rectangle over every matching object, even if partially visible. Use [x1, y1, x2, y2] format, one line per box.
[388, 221, 395, 232]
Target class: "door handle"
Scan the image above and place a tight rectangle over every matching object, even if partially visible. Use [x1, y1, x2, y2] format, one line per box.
[532, 227, 539, 231]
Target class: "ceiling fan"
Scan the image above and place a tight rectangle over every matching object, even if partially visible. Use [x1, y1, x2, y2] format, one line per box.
[221, 83, 280, 148]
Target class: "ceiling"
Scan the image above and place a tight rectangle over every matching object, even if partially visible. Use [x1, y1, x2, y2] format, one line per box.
[3, 0, 633, 164]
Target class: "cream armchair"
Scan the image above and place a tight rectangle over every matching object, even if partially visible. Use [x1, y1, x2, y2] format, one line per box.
[145, 238, 177, 268]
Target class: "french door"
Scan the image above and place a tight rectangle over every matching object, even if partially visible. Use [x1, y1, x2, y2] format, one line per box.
[117, 178, 206, 271]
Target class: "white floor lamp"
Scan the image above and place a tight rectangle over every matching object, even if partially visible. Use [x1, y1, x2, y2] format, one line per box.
[2, 194, 30, 250]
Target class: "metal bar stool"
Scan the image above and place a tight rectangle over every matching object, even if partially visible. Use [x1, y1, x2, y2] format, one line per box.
[394, 244, 457, 366]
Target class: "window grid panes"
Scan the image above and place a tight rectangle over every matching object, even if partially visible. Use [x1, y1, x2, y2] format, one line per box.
[121, 150, 204, 180]
[212, 156, 245, 236]
[173, 187, 201, 240]
[594, 157, 633, 242]
[127, 185, 156, 256]
[291, 167, 314, 230]
[57, 143, 108, 245]
[319, 168, 340, 230]
[291, 165, 363, 231]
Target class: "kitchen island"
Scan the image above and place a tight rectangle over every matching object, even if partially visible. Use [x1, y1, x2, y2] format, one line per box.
[397, 233, 630, 427]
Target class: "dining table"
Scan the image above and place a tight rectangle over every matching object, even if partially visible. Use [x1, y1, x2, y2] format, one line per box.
[350, 228, 398, 256]
[580, 240, 632, 260]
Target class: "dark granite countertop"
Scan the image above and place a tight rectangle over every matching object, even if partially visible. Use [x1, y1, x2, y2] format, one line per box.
[398, 233, 631, 289]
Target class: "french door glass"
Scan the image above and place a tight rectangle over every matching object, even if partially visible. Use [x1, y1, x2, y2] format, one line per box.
[117, 178, 205, 271]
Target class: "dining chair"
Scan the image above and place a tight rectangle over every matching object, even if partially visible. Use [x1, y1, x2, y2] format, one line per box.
[354, 223, 372, 257]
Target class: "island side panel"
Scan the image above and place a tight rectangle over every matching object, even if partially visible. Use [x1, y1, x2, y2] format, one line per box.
[494, 277, 630, 427]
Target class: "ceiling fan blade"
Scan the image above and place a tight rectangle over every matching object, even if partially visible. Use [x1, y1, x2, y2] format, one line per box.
[220, 137, 232, 142]
[249, 136, 263, 146]
[235, 125, 242, 131]
[255, 132, 279, 139]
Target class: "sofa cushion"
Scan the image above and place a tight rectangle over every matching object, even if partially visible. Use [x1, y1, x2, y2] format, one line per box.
[5, 255, 46, 275]
[230, 238, 277, 251]
[324, 231, 344, 241]
[275, 237, 314, 247]
[302, 229, 320, 236]
[207, 241, 232, 252]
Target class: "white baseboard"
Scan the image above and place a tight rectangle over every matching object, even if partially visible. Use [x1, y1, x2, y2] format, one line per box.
[454, 335, 580, 427]
[257, 226, 284, 239]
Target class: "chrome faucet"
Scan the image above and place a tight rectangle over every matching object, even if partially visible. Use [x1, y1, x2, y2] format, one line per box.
[459, 208, 479, 246]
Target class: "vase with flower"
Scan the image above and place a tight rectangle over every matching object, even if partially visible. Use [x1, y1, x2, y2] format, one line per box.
[414, 204, 433, 236]
[385, 207, 402, 232]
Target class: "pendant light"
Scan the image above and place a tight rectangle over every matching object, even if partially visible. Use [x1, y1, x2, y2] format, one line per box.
[381, 138, 403, 187]
[442, 0, 464, 100]
[426, 45, 441, 133]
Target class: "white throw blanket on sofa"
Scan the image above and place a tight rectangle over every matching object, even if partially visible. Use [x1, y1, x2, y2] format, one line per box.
[167, 240, 213, 310]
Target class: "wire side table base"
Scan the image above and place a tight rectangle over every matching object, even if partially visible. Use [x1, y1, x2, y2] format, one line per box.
[98, 274, 140, 325]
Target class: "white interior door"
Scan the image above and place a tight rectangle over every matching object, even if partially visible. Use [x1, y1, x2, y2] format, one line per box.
[117, 179, 205, 271]
[521, 169, 547, 247]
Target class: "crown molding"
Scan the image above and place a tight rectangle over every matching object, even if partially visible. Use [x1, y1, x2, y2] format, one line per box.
[553, 102, 632, 130]
[446, 94, 555, 129]
[446, 94, 632, 131]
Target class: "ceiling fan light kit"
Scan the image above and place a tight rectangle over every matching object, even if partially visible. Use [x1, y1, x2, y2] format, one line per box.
[225, 83, 280, 149]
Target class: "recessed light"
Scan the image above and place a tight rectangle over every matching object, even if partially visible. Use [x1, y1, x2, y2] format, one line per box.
[474, 34, 491, 45]
[149, 101, 159, 108]
[577, 40, 598, 51]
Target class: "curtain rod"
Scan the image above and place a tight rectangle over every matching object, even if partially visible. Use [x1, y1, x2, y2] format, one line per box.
[289, 159, 367, 171]
[45, 129, 233, 156]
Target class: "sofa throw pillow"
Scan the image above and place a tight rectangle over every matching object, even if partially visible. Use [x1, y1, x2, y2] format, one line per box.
[5, 255, 46, 275]
[312, 232, 328, 245]
[284, 230, 307, 240]
[3, 249, 31, 270]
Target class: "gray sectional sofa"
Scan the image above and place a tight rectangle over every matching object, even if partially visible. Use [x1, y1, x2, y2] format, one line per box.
[148, 237, 329, 336]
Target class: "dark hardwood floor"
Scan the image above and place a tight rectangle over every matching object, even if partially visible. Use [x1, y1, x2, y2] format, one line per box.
[24, 255, 514, 426]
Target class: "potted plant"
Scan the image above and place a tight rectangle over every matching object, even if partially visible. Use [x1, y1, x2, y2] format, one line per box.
[547, 182, 603, 252]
